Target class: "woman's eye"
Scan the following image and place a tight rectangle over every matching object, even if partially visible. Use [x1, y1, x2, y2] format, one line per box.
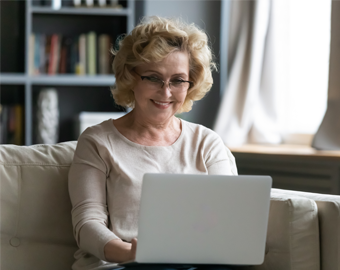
[172, 79, 185, 84]
[148, 77, 160, 83]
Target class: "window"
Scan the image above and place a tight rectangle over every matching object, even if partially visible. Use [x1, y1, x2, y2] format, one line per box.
[274, 0, 331, 144]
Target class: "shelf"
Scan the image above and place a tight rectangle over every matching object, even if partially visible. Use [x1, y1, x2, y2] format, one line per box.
[29, 75, 116, 86]
[0, 74, 28, 84]
[30, 6, 131, 16]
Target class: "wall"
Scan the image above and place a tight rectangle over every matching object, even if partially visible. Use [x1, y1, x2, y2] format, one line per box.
[140, 0, 222, 128]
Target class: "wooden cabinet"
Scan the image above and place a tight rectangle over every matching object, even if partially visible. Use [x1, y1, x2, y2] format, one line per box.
[230, 144, 340, 195]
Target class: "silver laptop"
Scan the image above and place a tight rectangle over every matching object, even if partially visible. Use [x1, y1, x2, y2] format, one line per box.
[119, 174, 272, 267]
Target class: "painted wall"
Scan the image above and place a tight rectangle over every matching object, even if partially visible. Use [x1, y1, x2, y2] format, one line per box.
[140, 0, 222, 128]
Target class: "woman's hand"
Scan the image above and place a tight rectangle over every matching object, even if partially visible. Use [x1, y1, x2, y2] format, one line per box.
[104, 238, 137, 263]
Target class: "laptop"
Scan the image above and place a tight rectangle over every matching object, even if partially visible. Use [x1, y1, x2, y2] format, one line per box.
[117, 174, 272, 268]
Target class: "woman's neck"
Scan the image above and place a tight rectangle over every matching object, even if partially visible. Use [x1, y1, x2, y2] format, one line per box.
[113, 110, 182, 146]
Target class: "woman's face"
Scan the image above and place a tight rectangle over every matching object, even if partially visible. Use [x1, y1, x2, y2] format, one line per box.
[132, 51, 190, 124]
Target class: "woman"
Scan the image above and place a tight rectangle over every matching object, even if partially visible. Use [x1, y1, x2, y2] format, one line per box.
[68, 16, 238, 270]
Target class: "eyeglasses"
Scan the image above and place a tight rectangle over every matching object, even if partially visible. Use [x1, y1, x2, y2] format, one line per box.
[135, 71, 194, 92]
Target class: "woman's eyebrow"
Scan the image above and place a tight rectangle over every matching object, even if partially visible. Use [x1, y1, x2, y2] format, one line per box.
[143, 70, 188, 77]
[143, 70, 161, 74]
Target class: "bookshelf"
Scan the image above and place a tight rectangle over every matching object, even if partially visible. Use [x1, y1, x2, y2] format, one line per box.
[0, 0, 135, 145]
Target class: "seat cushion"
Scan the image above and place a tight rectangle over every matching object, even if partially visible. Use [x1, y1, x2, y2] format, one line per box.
[0, 142, 78, 270]
[252, 192, 320, 270]
[272, 188, 340, 270]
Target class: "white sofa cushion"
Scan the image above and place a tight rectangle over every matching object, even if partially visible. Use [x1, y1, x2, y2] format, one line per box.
[272, 188, 340, 270]
[251, 192, 320, 270]
[0, 142, 78, 270]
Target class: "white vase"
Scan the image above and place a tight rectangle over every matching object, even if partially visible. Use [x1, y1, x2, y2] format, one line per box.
[37, 88, 59, 144]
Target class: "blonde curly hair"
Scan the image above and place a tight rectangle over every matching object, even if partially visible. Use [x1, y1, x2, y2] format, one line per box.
[111, 16, 216, 113]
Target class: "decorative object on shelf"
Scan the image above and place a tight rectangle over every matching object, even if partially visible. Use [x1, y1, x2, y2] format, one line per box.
[73, 0, 81, 7]
[36, 88, 59, 144]
[52, 0, 61, 10]
[98, 0, 106, 7]
[86, 0, 94, 7]
[74, 111, 126, 138]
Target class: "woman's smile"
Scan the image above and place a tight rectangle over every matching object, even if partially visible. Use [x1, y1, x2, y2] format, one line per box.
[151, 99, 172, 109]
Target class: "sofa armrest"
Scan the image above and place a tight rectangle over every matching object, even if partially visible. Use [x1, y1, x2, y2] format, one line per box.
[246, 192, 320, 270]
[272, 188, 340, 270]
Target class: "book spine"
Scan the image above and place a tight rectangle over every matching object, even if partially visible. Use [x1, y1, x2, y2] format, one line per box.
[70, 37, 78, 74]
[39, 35, 46, 74]
[8, 106, 16, 144]
[87, 32, 97, 75]
[29, 34, 35, 75]
[59, 37, 67, 74]
[79, 34, 86, 75]
[34, 34, 41, 75]
[0, 105, 8, 144]
[14, 105, 23, 145]
[54, 35, 62, 74]
[48, 34, 57, 75]
[99, 34, 109, 74]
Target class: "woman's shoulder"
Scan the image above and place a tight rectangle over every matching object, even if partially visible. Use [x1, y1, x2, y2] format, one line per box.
[181, 119, 221, 141]
[76, 119, 116, 151]
[80, 119, 114, 139]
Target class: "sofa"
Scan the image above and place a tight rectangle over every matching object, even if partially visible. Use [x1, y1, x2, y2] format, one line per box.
[1, 141, 339, 270]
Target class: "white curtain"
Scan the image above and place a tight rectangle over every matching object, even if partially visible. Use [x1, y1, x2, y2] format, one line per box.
[312, 1, 340, 150]
[214, 0, 281, 147]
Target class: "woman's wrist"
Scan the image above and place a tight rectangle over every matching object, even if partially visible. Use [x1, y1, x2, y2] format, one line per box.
[104, 238, 132, 263]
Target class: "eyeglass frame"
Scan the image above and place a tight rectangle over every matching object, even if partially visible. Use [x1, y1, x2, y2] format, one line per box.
[134, 70, 194, 91]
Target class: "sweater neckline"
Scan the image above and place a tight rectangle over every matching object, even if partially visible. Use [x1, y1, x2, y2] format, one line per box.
[110, 117, 185, 148]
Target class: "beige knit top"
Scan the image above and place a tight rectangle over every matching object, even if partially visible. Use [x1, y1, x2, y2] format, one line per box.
[68, 118, 238, 270]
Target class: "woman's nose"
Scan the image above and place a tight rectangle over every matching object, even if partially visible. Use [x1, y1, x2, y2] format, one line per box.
[159, 82, 172, 97]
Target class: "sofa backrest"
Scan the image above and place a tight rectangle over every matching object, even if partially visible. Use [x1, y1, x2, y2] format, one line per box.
[0, 142, 78, 270]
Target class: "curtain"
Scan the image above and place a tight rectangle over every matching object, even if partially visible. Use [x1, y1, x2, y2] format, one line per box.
[312, 1, 340, 150]
[214, 0, 281, 147]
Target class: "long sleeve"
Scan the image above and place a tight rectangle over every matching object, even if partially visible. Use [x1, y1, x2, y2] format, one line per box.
[203, 131, 238, 175]
[68, 134, 119, 261]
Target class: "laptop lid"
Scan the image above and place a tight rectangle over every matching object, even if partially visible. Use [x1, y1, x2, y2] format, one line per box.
[135, 174, 272, 266]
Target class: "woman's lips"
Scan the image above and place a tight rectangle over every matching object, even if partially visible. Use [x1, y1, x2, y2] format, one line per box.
[151, 100, 172, 109]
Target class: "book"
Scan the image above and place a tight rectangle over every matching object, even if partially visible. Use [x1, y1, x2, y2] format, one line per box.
[59, 37, 68, 74]
[0, 105, 8, 144]
[48, 34, 61, 75]
[45, 35, 52, 74]
[87, 31, 97, 75]
[39, 35, 46, 74]
[14, 105, 23, 145]
[29, 34, 35, 75]
[70, 37, 79, 74]
[59, 36, 74, 73]
[0, 103, 24, 144]
[34, 33, 41, 75]
[8, 106, 16, 143]
[78, 34, 87, 75]
[98, 34, 110, 74]
[110, 0, 119, 7]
